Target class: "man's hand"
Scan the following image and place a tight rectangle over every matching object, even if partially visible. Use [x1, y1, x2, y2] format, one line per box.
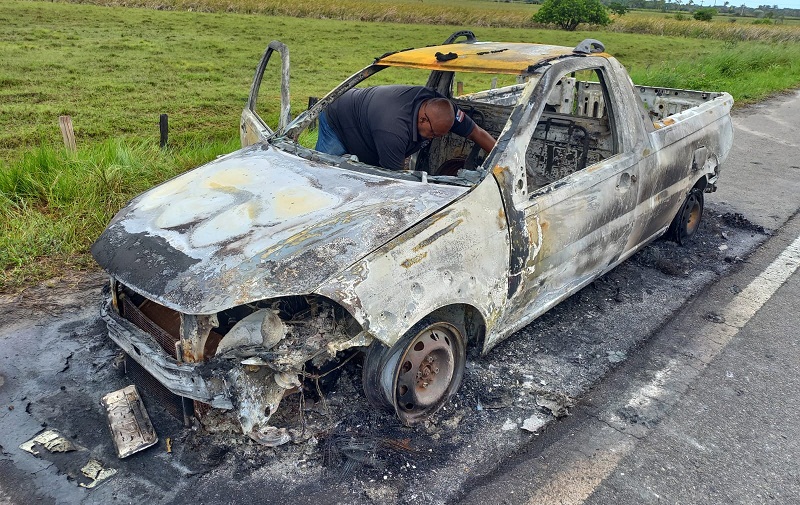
[467, 125, 497, 155]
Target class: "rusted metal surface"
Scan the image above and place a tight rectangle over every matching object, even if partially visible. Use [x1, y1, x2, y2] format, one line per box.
[123, 296, 180, 358]
[93, 34, 734, 431]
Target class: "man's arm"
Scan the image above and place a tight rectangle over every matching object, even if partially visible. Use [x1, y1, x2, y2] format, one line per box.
[467, 125, 496, 154]
[374, 130, 408, 170]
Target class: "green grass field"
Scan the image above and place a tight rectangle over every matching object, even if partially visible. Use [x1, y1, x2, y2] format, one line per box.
[1, 0, 800, 291]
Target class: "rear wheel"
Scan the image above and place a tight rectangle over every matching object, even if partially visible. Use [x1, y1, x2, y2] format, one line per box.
[668, 187, 704, 245]
[363, 318, 466, 425]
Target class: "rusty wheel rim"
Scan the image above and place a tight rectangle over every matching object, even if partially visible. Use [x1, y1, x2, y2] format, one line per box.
[686, 195, 701, 235]
[395, 325, 457, 413]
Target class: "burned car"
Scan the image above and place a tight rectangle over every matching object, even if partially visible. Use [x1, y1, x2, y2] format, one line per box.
[92, 32, 733, 439]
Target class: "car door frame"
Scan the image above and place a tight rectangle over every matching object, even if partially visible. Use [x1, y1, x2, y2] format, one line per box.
[240, 40, 291, 148]
[485, 56, 652, 347]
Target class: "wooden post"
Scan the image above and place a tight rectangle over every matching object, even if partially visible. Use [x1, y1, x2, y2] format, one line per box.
[456, 81, 464, 96]
[491, 77, 498, 89]
[307, 96, 319, 130]
[159, 114, 169, 148]
[59, 116, 76, 153]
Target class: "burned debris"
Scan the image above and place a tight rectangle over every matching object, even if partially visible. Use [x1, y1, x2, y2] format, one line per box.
[107, 280, 367, 439]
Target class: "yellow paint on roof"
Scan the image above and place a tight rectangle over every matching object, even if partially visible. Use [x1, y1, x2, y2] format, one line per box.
[377, 41, 602, 75]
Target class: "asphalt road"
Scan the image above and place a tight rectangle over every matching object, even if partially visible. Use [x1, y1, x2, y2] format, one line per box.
[460, 191, 800, 505]
[1, 90, 798, 505]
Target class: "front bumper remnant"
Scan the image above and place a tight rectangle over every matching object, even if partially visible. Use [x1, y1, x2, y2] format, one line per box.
[100, 299, 234, 409]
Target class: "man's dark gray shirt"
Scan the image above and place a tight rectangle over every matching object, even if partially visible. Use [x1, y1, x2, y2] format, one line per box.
[325, 85, 475, 170]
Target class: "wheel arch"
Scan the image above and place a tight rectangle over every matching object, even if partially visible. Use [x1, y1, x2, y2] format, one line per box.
[427, 303, 487, 352]
[691, 145, 721, 193]
[693, 174, 709, 192]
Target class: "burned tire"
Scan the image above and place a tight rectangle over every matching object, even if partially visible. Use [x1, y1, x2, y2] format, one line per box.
[362, 318, 466, 426]
[668, 187, 704, 245]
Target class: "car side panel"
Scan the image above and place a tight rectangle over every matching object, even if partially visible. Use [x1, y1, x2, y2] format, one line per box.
[316, 175, 511, 348]
[627, 96, 734, 249]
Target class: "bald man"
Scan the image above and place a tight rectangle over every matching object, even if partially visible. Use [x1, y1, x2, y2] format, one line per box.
[316, 85, 496, 171]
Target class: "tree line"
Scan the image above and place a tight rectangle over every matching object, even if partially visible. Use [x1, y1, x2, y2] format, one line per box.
[529, 0, 798, 31]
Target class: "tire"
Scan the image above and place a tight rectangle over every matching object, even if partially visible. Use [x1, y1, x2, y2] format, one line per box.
[668, 187, 704, 245]
[362, 318, 466, 426]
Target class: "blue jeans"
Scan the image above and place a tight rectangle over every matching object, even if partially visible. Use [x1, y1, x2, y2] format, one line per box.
[315, 111, 347, 156]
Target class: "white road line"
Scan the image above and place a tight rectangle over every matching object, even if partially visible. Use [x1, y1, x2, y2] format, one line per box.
[526, 232, 800, 505]
[732, 121, 798, 148]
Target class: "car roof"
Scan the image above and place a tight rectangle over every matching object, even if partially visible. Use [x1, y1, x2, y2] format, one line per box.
[375, 41, 607, 75]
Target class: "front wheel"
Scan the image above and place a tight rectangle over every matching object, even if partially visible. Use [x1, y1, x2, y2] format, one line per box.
[362, 318, 466, 426]
[668, 187, 704, 245]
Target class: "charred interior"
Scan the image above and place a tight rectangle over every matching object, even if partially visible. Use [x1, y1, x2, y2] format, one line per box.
[420, 73, 717, 192]
[416, 72, 616, 190]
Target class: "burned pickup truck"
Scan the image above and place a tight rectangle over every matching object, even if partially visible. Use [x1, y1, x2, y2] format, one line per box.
[92, 32, 733, 440]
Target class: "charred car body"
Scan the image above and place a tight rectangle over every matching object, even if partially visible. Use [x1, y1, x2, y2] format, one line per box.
[92, 33, 734, 438]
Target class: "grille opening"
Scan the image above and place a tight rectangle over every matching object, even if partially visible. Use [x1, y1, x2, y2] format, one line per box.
[123, 355, 216, 424]
[122, 296, 181, 359]
[117, 283, 226, 361]
[203, 331, 224, 359]
[124, 354, 186, 423]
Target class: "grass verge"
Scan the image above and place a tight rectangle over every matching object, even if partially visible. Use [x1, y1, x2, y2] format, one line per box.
[609, 14, 800, 43]
[628, 43, 800, 102]
[0, 138, 237, 290]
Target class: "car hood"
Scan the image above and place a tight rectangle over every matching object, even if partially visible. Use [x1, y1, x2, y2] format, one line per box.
[92, 144, 468, 314]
